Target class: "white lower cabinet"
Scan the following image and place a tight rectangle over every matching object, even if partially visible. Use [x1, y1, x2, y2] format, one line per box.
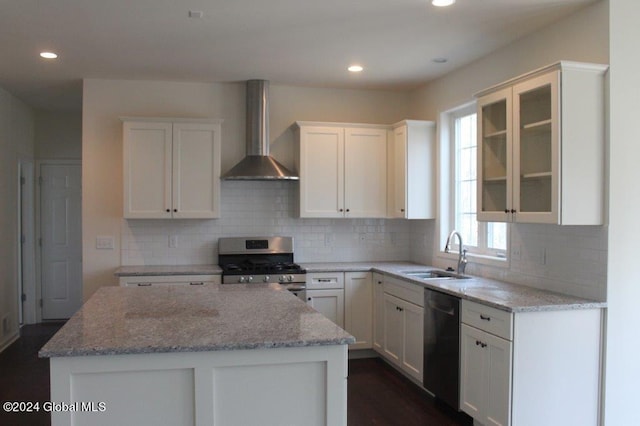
[460, 299, 602, 426]
[372, 273, 385, 352]
[344, 272, 373, 350]
[460, 323, 512, 426]
[375, 275, 424, 383]
[306, 289, 345, 328]
[306, 272, 345, 328]
[118, 275, 220, 287]
[307, 271, 373, 350]
[382, 293, 423, 382]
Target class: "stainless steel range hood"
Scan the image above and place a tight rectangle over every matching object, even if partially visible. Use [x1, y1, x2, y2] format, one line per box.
[222, 80, 299, 180]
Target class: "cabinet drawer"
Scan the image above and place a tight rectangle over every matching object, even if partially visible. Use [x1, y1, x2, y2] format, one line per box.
[462, 300, 512, 340]
[383, 276, 424, 307]
[119, 275, 220, 287]
[306, 272, 345, 289]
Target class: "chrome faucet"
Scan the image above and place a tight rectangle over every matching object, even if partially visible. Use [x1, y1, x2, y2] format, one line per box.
[444, 230, 467, 274]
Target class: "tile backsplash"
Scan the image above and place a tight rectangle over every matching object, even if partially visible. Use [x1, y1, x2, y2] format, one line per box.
[121, 181, 607, 301]
[121, 181, 414, 265]
[410, 220, 607, 301]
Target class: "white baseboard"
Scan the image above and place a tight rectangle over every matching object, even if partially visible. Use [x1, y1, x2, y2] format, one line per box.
[0, 332, 20, 354]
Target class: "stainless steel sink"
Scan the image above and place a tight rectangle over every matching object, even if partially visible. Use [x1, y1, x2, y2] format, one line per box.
[403, 270, 471, 280]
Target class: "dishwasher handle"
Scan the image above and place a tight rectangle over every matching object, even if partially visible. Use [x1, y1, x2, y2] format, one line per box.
[427, 299, 456, 316]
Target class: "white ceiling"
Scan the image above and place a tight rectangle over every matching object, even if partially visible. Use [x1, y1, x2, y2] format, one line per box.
[0, 0, 596, 111]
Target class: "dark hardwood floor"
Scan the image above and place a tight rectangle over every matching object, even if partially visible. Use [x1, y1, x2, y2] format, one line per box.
[348, 357, 473, 426]
[0, 322, 64, 426]
[1, 323, 472, 426]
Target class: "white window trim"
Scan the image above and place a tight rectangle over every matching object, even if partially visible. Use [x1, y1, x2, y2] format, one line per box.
[436, 101, 509, 269]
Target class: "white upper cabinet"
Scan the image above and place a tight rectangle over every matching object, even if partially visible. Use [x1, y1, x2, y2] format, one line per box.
[391, 120, 436, 219]
[123, 118, 222, 219]
[296, 122, 388, 218]
[476, 61, 607, 225]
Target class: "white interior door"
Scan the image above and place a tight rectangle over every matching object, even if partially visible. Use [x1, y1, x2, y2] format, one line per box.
[40, 163, 82, 319]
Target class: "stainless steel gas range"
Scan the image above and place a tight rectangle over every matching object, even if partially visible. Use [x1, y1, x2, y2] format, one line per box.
[218, 237, 306, 301]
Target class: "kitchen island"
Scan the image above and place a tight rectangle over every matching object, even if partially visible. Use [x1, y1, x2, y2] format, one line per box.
[39, 284, 354, 426]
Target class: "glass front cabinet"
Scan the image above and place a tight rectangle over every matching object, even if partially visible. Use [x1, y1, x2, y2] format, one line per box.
[476, 61, 608, 225]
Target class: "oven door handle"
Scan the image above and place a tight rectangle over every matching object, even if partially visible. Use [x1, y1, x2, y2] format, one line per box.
[283, 284, 306, 292]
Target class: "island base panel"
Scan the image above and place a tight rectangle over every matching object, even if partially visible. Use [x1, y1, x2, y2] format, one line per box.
[50, 345, 348, 426]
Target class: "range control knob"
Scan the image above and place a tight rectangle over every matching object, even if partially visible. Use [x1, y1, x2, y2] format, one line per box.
[287, 275, 294, 282]
[247, 276, 253, 283]
[278, 275, 286, 283]
[239, 276, 246, 283]
[263, 276, 270, 283]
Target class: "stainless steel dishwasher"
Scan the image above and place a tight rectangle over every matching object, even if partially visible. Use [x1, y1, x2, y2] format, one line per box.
[423, 288, 461, 410]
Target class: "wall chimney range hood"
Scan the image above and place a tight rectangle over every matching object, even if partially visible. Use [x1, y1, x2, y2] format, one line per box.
[222, 80, 299, 180]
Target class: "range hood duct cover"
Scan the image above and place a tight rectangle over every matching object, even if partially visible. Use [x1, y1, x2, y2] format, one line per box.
[222, 80, 299, 180]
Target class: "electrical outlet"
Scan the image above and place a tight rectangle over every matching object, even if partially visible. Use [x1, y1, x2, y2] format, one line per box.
[511, 245, 521, 261]
[324, 233, 334, 246]
[96, 236, 115, 250]
[169, 235, 178, 248]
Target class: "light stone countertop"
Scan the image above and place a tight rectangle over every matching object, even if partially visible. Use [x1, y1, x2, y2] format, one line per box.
[39, 284, 355, 358]
[301, 261, 606, 313]
[114, 264, 222, 276]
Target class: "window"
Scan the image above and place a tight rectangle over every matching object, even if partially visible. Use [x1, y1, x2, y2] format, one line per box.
[442, 103, 507, 260]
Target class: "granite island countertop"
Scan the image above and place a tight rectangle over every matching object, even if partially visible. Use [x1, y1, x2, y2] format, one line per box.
[39, 284, 354, 358]
[301, 261, 606, 313]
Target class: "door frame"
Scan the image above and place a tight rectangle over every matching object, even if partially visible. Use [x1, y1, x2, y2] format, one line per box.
[36, 159, 82, 322]
[17, 158, 36, 325]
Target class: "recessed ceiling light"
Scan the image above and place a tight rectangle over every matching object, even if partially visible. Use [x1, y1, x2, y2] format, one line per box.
[40, 52, 58, 59]
[432, 0, 456, 6]
[348, 65, 364, 73]
[432, 57, 448, 63]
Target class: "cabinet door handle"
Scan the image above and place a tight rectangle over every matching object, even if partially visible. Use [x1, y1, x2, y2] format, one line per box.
[475, 340, 487, 348]
[137, 283, 152, 287]
[480, 314, 491, 321]
[189, 282, 204, 286]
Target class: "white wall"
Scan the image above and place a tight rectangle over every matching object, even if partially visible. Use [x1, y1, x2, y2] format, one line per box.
[604, 0, 640, 423]
[35, 110, 82, 159]
[408, 0, 609, 301]
[83, 79, 410, 299]
[0, 86, 35, 349]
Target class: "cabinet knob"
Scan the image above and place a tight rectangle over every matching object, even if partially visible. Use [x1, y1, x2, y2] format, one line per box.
[307, 297, 311, 301]
[510, 209, 516, 214]
[400, 209, 405, 212]
[339, 209, 344, 212]
[166, 209, 171, 213]
[504, 209, 509, 214]
[174, 209, 178, 212]
[346, 209, 350, 212]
